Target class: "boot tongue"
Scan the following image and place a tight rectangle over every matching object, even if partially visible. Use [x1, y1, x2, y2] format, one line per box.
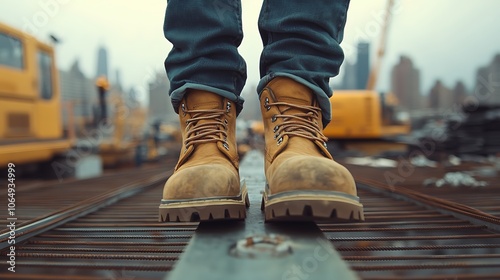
[182, 90, 225, 142]
[182, 90, 228, 162]
[185, 90, 223, 110]
[268, 78, 314, 113]
[267, 78, 325, 153]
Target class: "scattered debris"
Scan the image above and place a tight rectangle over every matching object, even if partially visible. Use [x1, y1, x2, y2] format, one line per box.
[410, 155, 437, 167]
[345, 157, 397, 168]
[448, 155, 461, 166]
[488, 155, 500, 168]
[423, 172, 488, 188]
[469, 167, 498, 178]
[460, 155, 490, 164]
[416, 105, 500, 157]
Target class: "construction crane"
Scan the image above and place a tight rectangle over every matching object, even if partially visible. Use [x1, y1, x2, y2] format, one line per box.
[366, 0, 395, 91]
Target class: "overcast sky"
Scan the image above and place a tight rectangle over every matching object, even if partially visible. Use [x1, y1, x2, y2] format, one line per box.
[2, 0, 499, 102]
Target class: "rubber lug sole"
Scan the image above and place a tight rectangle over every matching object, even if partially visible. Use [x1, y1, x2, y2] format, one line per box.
[159, 186, 249, 222]
[262, 192, 364, 222]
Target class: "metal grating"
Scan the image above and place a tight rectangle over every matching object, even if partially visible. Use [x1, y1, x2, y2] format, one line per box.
[1, 155, 499, 279]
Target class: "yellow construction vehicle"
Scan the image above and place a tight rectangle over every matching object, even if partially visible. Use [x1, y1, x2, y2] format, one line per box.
[323, 0, 410, 155]
[0, 22, 72, 166]
[98, 91, 147, 167]
[0, 21, 148, 173]
[323, 90, 409, 155]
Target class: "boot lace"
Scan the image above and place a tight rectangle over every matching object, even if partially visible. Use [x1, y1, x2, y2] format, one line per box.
[182, 105, 228, 150]
[266, 100, 328, 146]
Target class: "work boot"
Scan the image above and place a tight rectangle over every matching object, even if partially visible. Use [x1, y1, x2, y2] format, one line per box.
[159, 90, 249, 222]
[259, 77, 364, 222]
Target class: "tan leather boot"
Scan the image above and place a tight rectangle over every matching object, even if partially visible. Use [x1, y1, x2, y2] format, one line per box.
[159, 90, 249, 222]
[260, 77, 364, 222]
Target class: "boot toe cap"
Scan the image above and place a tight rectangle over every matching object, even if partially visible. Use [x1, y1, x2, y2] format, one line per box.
[268, 156, 357, 196]
[163, 164, 240, 200]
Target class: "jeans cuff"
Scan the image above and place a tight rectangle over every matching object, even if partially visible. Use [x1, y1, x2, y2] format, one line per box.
[170, 83, 245, 115]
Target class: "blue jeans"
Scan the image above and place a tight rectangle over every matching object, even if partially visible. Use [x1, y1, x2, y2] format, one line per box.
[164, 0, 350, 125]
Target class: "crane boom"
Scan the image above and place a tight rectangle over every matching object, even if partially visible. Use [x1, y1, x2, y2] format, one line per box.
[366, 0, 395, 90]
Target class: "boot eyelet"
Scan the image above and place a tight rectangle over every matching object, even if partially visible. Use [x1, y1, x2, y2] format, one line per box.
[226, 102, 231, 113]
[273, 125, 279, 133]
[224, 119, 228, 125]
[274, 133, 279, 140]
[277, 137, 283, 145]
[323, 142, 328, 148]
[223, 142, 230, 151]
[271, 115, 277, 122]
[264, 97, 271, 111]
[181, 103, 187, 116]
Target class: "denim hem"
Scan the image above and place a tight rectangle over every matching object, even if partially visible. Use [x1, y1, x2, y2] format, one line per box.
[170, 83, 245, 115]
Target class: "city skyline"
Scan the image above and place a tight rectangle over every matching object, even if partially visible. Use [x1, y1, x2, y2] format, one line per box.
[334, 42, 500, 114]
[58, 44, 142, 136]
[3, 0, 500, 103]
[62, 42, 500, 119]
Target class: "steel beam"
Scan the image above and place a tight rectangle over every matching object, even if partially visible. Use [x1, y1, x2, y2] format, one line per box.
[167, 150, 358, 280]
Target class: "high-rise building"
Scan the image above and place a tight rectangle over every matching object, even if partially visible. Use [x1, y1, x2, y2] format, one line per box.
[59, 60, 96, 122]
[474, 54, 500, 105]
[96, 45, 109, 79]
[428, 80, 453, 111]
[355, 42, 370, 89]
[239, 87, 261, 121]
[391, 55, 422, 111]
[340, 60, 357, 89]
[148, 72, 174, 123]
[452, 81, 468, 105]
[114, 69, 123, 92]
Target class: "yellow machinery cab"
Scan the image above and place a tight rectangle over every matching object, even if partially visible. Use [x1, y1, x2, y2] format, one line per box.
[323, 90, 410, 155]
[0, 22, 71, 166]
[325, 90, 385, 139]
